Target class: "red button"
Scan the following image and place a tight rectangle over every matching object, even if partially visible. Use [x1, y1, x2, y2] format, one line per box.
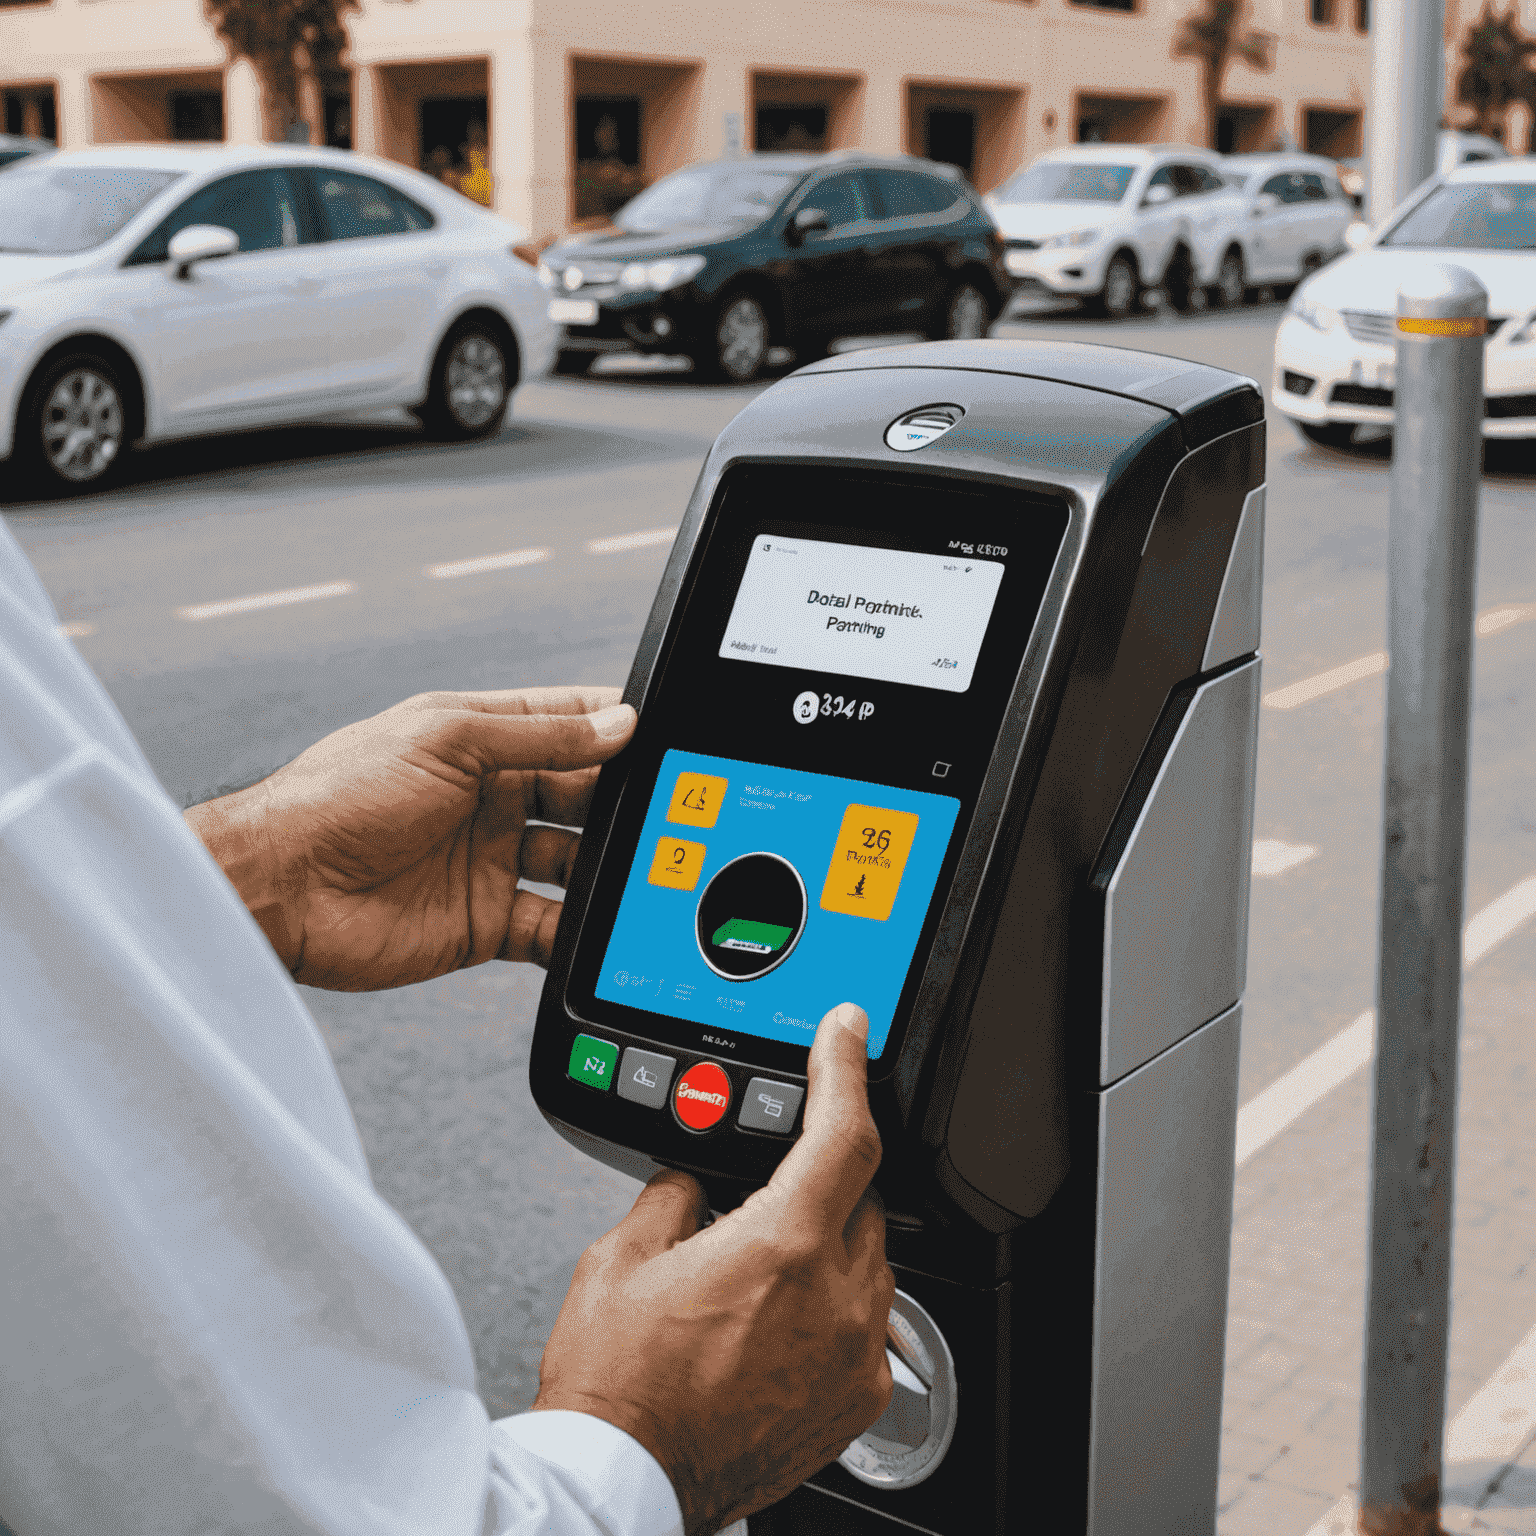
[674, 1062, 731, 1131]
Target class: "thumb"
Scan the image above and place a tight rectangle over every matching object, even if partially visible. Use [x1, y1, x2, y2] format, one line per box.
[605, 1169, 709, 1267]
[431, 701, 637, 776]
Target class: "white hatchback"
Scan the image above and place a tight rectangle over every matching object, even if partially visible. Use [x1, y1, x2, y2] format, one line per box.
[985, 144, 1237, 318]
[0, 144, 556, 494]
[1273, 160, 1536, 447]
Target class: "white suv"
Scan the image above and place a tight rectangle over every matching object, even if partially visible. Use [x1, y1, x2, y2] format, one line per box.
[985, 144, 1235, 318]
[1209, 153, 1353, 304]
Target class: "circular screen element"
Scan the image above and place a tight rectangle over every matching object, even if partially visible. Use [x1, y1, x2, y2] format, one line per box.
[695, 852, 807, 981]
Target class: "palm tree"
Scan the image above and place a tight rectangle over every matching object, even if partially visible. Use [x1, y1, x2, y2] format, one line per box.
[1173, 0, 1276, 150]
[1455, 4, 1536, 149]
[203, 0, 359, 143]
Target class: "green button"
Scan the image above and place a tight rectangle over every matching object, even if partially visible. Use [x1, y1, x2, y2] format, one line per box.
[568, 1034, 619, 1091]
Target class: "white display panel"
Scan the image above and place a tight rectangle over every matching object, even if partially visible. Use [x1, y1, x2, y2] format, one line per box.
[718, 534, 1006, 693]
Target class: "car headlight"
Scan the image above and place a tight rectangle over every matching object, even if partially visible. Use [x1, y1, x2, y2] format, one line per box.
[619, 254, 708, 292]
[536, 262, 558, 290]
[1288, 291, 1340, 334]
[1042, 227, 1102, 251]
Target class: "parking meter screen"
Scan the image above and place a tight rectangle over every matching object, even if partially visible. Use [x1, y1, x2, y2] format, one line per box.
[595, 750, 961, 1057]
[719, 536, 1006, 692]
[568, 465, 1069, 1074]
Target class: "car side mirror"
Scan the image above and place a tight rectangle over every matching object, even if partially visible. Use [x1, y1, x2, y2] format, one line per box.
[167, 224, 240, 279]
[1251, 192, 1280, 216]
[1141, 183, 1175, 208]
[787, 206, 829, 246]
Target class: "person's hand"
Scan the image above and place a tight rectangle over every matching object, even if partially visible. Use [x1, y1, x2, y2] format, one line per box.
[533, 1002, 895, 1535]
[184, 687, 635, 990]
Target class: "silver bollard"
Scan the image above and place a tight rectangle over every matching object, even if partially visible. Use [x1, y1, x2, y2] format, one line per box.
[1359, 265, 1487, 1536]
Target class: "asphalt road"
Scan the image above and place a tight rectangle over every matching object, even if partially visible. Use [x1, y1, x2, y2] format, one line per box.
[6, 301, 1534, 1419]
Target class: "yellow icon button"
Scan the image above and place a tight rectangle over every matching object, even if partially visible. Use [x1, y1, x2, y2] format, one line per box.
[666, 771, 728, 829]
[819, 804, 920, 921]
[648, 836, 707, 892]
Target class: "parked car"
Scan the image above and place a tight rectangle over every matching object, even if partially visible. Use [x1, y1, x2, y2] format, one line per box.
[0, 144, 555, 495]
[1273, 159, 1536, 448]
[1209, 153, 1353, 303]
[1336, 130, 1509, 209]
[984, 143, 1235, 318]
[0, 132, 54, 173]
[541, 152, 1012, 383]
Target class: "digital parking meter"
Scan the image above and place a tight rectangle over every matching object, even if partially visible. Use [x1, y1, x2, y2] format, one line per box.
[531, 338, 1265, 1536]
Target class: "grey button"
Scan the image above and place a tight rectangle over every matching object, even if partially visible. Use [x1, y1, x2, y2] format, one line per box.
[738, 1077, 805, 1134]
[617, 1049, 676, 1110]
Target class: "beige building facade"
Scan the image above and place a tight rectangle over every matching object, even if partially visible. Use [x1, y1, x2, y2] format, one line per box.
[3, 0, 1373, 238]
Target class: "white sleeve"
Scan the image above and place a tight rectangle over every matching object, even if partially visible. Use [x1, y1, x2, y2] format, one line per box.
[0, 520, 682, 1536]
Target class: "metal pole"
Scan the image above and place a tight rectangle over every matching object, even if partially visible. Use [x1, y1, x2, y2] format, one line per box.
[1367, 0, 1445, 228]
[1359, 265, 1487, 1536]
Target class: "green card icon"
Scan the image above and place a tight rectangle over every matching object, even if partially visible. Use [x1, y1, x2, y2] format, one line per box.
[712, 917, 794, 955]
[568, 1033, 619, 1091]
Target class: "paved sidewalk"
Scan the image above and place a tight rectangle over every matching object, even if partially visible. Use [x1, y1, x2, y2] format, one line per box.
[1217, 928, 1536, 1535]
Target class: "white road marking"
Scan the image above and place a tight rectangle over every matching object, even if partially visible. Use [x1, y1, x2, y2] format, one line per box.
[1302, 1319, 1536, 1534]
[57, 621, 96, 639]
[425, 547, 550, 580]
[1476, 602, 1536, 637]
[585, 526, 678, 555]
[1263, 650, 1388, 710]
[176, 580, 357, 622]
[1252, 838, 1319, 877]
[1235, 870, 1536, 1170]
[1263, 603, 1535, 713]
[1464, 874, 1536, 967]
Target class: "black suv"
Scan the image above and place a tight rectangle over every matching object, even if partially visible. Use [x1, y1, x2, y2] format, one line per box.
[541, 152, 1013, 382]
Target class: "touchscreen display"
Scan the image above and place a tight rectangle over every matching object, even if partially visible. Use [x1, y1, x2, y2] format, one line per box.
[719, 536, 1006, 692]
[595, 749, 960, 1057]
[566, 464, 1069, 1073]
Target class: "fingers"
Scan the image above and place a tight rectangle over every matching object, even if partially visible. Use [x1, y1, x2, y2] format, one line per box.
[767, 1003, 882, 1235]
[404, 685, 624, 718]
[528, 765, 603, 830]
[502, 887, 564, 969]
[518, 823, 583, 888]
[433, 701, 637, 777]
[844, 1191, 889, 1285]
[603, 1170, 709, 1266]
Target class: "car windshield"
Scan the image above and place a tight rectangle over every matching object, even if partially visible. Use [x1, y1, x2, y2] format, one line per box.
[1382, 182, 1536, 251]
[0, 163, 182, 254]
[614, 165, 800, 232]
[995, 162, 1135, 204]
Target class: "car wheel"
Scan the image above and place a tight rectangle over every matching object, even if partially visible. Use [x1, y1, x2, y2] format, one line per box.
[1298, 421, 1356, 450]
[421, 321, 512, 440]
[938, 282, 992, 340]
[20, 352, 130, 495]
[552, 349, 593, 377]
[1214, 249, 1247, 309]
[1098, 253, 1140, 320]
[705, 293, 770, 384]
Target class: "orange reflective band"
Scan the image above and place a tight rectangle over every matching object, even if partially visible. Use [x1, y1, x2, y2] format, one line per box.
[1396, 315, 1488, 337]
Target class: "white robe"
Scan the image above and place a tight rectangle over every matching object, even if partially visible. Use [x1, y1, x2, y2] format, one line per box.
[0, 519, 682, 1536]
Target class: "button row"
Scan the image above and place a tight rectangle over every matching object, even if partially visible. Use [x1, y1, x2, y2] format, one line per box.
[567, 1033, 804, 1136]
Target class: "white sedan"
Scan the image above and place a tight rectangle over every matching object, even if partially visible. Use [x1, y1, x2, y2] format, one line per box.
[0, 144, 556, 494]
[1274, 160, 1536, 447]
[986, 144, 1235, 318]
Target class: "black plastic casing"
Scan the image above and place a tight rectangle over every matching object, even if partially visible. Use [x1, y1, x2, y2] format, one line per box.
[532, 338, 1261, 1240]
[530, 339, 1264, 1536]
